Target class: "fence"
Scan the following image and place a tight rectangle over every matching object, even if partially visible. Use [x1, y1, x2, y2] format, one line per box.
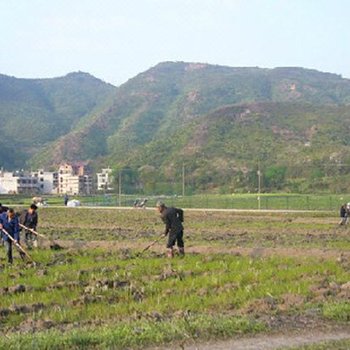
[81, 194, 345, 211]
[0, 193, 345, 211]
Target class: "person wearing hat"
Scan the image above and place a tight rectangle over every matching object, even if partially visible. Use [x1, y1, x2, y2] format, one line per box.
[156, 201, 184, 258]
[19, 203, 38, 249]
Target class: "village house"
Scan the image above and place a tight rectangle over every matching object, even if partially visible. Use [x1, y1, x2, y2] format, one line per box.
[58, 162, 92, 195]
[0, 163, 114, 195]
[0, 170, 40, 194]
[96, 167, 114, 191]
[32, 169, 59, 194]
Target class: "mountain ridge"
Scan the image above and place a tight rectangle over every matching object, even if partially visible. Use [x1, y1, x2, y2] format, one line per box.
[0, 71, 116, 168]
[2, 61, 350, 192]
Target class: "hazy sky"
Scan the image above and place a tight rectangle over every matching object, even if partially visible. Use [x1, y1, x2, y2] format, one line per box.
[1, 0, 349, 86]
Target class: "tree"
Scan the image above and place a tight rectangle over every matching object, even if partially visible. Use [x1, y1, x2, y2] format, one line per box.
[138, 165, 157, 194]
[264, 166, 287, 190]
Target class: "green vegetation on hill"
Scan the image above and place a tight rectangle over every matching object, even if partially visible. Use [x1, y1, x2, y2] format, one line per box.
[0, 72, 115, 168]
[117, 102, 350, 193]
[2, 62, 350, 192]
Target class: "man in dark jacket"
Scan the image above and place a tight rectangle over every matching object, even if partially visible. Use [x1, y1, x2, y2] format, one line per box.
[19, 204, 38, 249]
[0, 204, 8, 245]
[339, 204, 347, 225]
[156, 201, 184, 258]
[0, 208, 21, 264]
[64, 194, 69, 206]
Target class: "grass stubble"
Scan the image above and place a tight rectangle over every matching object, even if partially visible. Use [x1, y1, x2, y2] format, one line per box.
[0, 208, 349, 349]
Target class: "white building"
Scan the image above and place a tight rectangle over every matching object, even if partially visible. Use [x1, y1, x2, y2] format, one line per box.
[0, 171, 40, 194]
[0, 163, 95, 195]
[96, 167, 114, 191]
[58, 163, 92, 195]
[32, 170, 59, 194]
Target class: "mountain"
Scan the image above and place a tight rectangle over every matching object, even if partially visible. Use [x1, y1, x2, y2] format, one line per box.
[2, 62, 350, 192]
[127, 102, 350, 192]
[0, 72, 115, 168]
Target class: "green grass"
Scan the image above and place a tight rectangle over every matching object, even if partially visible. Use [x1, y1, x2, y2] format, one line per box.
[0, 207, 349, 349]
[24, 207, 350, 251]
[0, 314, 265, 350]
[1, 192, 349, 211]
[0, 249, 349, 348]
[323, 302, 350, 322]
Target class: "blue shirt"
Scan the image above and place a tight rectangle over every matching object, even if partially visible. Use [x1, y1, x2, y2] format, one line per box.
[0, 212, 20, 241]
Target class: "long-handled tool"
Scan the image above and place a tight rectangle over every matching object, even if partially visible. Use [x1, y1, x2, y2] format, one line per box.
[1, 228, 35, 263]
[19, 224, 46, 239]
[138, 233, 165, 257]
[19, 223, 63, 250]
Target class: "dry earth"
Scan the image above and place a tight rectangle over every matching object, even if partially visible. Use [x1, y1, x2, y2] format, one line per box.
[41, 240, 350, 261]
[181, 329, 350, 350]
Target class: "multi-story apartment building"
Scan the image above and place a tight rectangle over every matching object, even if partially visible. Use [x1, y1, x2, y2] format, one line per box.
[0, 170, 40, 194]
[58, 162, 92, 195]
[0, 169, 59, 195]
[32, 169, 59, 194]
[96, 167, 114, 191]
[0, 162, 98, 195]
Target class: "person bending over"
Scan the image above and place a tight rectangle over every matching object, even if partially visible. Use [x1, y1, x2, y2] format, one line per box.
[156, 201, 184, 258]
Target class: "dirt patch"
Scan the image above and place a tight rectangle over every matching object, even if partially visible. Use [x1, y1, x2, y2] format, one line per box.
[0, 303, 45, 318]
[18, 318, 55, 333]
[180, 329, 350, 350]
[40, 240, 350, 260]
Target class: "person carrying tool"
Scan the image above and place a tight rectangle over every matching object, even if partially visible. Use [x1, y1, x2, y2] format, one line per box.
[0, 208, 24, 264]
[0, 204, 8, 245]
[19, 204, 38, 249]
[156, 201, 184, 258]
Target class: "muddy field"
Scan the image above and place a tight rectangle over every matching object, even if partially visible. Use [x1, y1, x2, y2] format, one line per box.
[0, 208, 349, 349]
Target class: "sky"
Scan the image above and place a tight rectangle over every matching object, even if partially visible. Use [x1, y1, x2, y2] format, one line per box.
[0, 0, 349, 86]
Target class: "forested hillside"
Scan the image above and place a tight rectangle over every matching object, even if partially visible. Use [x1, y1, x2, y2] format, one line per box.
[0, 72, 115, 168]
[2, 62, 350, 192]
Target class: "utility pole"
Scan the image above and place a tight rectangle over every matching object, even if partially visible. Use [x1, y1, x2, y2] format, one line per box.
[86, 176, 89, 195]
[182, 162, 185, 197]
[257, 162, 261, 210]
[118, 171, 121, 207]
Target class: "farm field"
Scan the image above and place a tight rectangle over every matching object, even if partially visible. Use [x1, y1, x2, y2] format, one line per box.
[0, 207, 349, 349]
[0, 192, 349, 210]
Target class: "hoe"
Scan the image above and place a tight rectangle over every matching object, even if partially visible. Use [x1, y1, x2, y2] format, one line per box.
[137, 233, 164, 257]
[1, 227, 35, 264]
[19, 224, 63, 250]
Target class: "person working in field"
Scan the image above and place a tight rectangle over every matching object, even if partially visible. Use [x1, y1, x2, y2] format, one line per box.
[19, 204, 38, 249]
[156, 201, 185, 258]
[0, 208, 23, 264]
[339, 203, 348, 225]
[0, 204, 9, 246]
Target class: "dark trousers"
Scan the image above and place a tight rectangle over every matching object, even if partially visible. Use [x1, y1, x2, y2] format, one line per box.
[167, 230, 184, 249]
[3, 240, 25, 263]
[4, 240, 13, 264]
[25, 231, 37, 248]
